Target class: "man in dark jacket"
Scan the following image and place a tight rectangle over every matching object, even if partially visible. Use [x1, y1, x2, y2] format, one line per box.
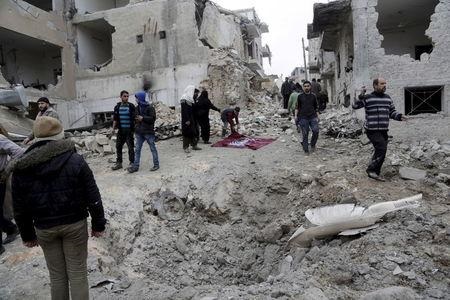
[128, 92, 159, 173]
[295, 81, 319, 154]
[11, 116, 106, 300]
[281, 77, 295, 109]
[353, 78, 407, 181]
[112, 90, 136, 170]
[194, 90, 220, 144]
[221, 107, 240, 137]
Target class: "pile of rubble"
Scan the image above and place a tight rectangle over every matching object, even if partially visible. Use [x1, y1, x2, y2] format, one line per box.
[320, 107, 364, 138]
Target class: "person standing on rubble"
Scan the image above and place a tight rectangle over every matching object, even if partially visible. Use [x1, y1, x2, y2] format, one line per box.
[112, 90, 136, 170]
[295, 81, 319, 154]
[23, 97, 60, 145]
[194, 89, 221, 144]
[127, 92, 159, 173]
[11, 116, 106, 299]
[0, 124, 24, 256]
[281, 77, 295, 109]
[181, 85, 201, 153]
[311, 78, 322, 96]
[353, 78, 407, 181]
[221, 107, 240, 137]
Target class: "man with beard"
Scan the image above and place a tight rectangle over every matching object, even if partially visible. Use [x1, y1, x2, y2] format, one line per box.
[353, 78, 407, 181]
[23, 97, 59, 145]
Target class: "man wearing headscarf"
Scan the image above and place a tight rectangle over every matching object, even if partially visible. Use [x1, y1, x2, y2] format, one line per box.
[127, 92, 159, 173]
[180, 86, 201, 153]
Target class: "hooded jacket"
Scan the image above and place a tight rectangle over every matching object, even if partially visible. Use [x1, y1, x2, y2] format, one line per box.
[135, 92, 156, 135]
[11, 140, 106, 242]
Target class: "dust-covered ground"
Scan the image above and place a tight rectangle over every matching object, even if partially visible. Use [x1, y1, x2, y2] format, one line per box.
[1, 100, 449, 299]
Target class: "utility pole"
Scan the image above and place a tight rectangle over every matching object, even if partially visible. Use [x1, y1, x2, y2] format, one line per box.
[302, 37, 308, 81]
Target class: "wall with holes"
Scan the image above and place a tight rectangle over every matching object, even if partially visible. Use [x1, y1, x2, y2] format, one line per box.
[352, 0, 450, 115]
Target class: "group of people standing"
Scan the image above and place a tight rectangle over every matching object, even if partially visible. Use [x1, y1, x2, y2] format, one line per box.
[179, 85, 239, 153]
[0, 76, 407, 299]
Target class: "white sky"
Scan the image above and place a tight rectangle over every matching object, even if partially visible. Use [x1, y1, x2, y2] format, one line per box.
[213, 0, 328, 78]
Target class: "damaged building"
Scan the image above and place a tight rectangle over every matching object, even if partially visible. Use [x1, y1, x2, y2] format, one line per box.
[0, 0, 271, 129]
[308, 0, 450, 115]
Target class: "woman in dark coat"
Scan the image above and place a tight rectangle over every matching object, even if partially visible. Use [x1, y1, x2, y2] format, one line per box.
[194, 90, 220, 144]
[180, 85, 201, 153]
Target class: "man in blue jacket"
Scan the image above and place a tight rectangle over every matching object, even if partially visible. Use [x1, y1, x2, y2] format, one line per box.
[127, 92, 159, 173]
[353, 78, 407, 181]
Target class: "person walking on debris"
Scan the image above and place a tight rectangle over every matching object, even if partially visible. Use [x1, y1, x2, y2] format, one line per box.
[318, 89, 329, 113]
[194, 89, 221, 144]
[112, 90, 136, 170]
[23, 97, 60, 145]
[295, 81, 320, 154]
[281, 77, 295, 109]
[221, 107, 240, 137]
[11, 117, 106, 300]
[127, 92, 159, 173]
[0, 124, 24, 256]
[181, 85, 201, 153]
[353, 78, 407, 181]
[311, 78, 322, 96]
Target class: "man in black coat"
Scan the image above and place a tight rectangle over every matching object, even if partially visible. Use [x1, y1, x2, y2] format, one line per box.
[11, 116, 106, 300]
[295, 81, 320, 154]
[281, 77, 294, 109]
[112, 90, 136, 170]
[127, 92, 159, 173]
[180, 85, 201, 153]
[194, 90, 220, 144]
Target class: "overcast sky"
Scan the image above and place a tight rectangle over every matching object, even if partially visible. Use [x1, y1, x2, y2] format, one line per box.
[213, 0, 328, 78]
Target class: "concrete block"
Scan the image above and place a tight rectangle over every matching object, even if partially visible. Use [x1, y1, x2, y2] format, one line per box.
[399, 167, 427, 181]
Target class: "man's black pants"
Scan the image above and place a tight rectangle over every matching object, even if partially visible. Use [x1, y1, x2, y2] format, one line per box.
[1, 182, 17, 248]
[116, 129, 135, 164]
[366, 130, 388, 175]
[283, 95, 289, 109]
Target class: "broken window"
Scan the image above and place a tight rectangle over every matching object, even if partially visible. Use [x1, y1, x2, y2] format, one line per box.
[75, 0, 129, 14]
[376, 0, 439, 59]
[405, 86, 443, 115]
[23, 0, 53, 11]
[0, 27, 62, 89]
[76, 20, 114, 71]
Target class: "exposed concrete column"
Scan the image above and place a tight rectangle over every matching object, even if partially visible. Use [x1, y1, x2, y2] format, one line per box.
[351, 0, 371, 93]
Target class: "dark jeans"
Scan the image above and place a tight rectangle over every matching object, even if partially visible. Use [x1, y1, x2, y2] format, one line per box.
[134, 133, 159, 168]
[366, 130, 389, 175]
[298, 117, 319, 152]
[198, 115, 211, 142]
[116, 129, 135, 164]
[0, 182, 17, 247]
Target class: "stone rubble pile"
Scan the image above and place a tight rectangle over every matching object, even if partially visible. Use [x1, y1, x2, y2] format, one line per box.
[320, 107, 364, 138]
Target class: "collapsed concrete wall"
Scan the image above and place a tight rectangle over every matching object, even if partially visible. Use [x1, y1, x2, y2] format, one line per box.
[353, 0, 449, 115]
[311, 0, 449, 115]
[0, 0, 76, 100]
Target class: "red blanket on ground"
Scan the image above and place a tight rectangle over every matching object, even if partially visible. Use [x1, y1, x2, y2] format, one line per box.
[212, 133, 276, 150]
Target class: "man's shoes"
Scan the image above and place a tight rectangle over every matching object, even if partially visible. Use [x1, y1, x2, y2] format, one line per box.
[127, 165, 139, 173]
[192, 146, 202, 151]
[367, 172, 386, 182]
[0, 246, 5, 256]
[111, 163, 122, 170]
[184, 148, 191, 153]
[150, 166, 159, 172]
[3, 228, 19, 244]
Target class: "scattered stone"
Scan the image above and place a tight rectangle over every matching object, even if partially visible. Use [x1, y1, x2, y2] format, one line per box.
[392, 265, 403, 275]
[360, 286, 419, 300]
[399, 167, 427, 181]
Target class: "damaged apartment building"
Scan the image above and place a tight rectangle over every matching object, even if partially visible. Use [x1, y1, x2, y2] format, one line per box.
[308, 0, 450, 116]
[0, 0, 271, 129]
